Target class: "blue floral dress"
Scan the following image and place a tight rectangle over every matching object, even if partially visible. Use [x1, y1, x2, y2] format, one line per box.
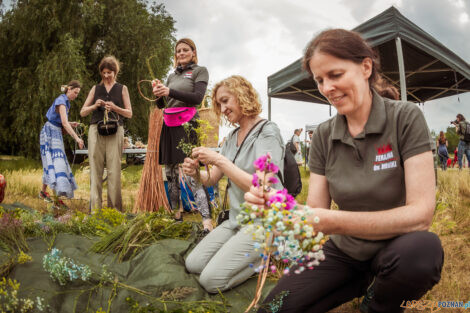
[39, 94, 77, 198]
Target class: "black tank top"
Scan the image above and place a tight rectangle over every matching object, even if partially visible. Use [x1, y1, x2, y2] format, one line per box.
[90, 83, 124, 125]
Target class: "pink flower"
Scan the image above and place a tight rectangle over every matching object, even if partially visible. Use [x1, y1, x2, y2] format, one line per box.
[268, 176, 279, 185]
[253, 155, 268, 171]
[267, 189, 296, 210]
[267, 162, 279, 174]
[252, 173, 260, 187]
[253, 153, 279, 174]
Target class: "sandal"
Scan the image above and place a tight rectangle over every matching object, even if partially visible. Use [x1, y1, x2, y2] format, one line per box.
[39, 191, 52, 203]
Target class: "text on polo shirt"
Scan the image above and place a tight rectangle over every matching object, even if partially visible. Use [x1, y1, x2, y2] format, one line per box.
[373, 143, 397, 171]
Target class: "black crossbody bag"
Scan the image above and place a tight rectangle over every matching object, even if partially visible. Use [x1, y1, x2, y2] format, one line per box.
[216, 119, 266, 225]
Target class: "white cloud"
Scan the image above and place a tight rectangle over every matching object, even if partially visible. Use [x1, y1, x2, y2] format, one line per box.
[161, 0, 470, 141]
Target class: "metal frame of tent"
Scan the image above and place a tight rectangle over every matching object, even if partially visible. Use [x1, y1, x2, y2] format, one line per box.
[266, 6, 470, 120]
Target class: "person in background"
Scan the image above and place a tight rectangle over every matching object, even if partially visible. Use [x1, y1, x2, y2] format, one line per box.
[293, 128, 303, 165]
[454, 114, 470, 170]
[247, 29, 443, 313]
[152, 38, 213, 233]
[39, 81, 84, 204]
[183, 75, 284, 293]
[305, 130, 313, 163]
[451, 147, 459, 168]
[436, 131, 449, 171]
[80, 56, 133, 211]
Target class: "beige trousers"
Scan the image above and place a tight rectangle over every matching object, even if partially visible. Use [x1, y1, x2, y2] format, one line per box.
[88, 124, 124, 211]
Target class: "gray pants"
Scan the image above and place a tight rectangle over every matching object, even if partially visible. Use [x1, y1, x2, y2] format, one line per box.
[88, 125, 124, 211]
[185, 220, 261, 293]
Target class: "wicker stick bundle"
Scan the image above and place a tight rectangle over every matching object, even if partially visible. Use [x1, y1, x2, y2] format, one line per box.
[133, 107, 171, 213]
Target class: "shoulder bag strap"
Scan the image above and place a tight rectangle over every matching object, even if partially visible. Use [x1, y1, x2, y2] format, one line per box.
[223, 118, 266, 204]
[256, 121, 286, 186]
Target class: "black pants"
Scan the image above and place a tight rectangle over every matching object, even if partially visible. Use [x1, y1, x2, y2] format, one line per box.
[258, 231, 444, 313]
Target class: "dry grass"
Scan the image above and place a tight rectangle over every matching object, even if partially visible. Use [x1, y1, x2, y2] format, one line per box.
[1, 157, 470, 312]
[0, 156, 142, 213]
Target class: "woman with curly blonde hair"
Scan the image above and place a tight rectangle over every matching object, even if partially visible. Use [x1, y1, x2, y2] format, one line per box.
[182, 75, 284, 293]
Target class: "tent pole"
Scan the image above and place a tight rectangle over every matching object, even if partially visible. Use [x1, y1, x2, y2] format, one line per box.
[395, 37, 407, 101]
[304, 129, 307, 171]
[268, 96, 271, 121]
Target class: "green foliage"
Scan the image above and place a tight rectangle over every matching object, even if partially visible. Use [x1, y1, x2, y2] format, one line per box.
[445, 126, 459, 153]
[0, 277, 47, 312]
[0, 0, 176, 157]
[91, 211, 195, 262]
[177, 120, 214, 157]
[0, 210, 28, 253]
[125, 294, 229, 313]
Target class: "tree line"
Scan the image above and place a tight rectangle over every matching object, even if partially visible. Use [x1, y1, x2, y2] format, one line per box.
[0, 0, 176, 158]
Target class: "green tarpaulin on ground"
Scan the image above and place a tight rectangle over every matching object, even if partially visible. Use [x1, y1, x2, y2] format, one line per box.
[2, 203, 276, 313]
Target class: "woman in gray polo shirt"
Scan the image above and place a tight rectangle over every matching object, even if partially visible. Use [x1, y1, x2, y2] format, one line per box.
[249, 29, 443, 313]
[182, 75, 284, 293]
[153, 38, 213, 232]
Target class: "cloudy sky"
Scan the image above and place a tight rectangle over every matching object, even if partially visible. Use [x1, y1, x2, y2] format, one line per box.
[160, 0, 470, 142]
[2, 0, 469, 142]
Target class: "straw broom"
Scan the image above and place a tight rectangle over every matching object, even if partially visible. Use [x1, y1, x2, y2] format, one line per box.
[133, 79, 171, 213]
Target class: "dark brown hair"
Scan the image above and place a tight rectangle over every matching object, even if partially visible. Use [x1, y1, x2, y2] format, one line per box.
[302, 29, 399, 100]
[62, 80, 81, 93]
[99, 56, 120, 79]
[457, 114, 466, 121]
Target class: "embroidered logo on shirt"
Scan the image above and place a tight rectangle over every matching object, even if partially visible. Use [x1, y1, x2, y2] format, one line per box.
[184, 71, 193, 79]
[373, 143, 397, 171]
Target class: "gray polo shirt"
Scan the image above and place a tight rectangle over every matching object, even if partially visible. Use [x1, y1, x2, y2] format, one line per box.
[166, 64, 209, 108]
[309, 91, 431, 261]
[221, 121, 285, 230]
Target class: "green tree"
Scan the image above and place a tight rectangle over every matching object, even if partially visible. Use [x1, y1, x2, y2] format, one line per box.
[445, 126, 459, 154]
[0, 0, 175, 157]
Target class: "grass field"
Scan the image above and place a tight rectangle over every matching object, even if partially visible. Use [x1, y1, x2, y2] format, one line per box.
[1, 156, 469, 312]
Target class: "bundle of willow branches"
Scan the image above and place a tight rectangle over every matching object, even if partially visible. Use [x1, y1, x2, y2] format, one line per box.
[90, 212, 194, 262]
[133, 107, 171, 213]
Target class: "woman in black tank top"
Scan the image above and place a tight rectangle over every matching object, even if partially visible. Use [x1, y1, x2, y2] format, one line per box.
[80, 56, 133, 211]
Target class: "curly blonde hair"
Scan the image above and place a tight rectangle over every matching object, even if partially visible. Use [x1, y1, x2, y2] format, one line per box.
[211, 75, 262, 125]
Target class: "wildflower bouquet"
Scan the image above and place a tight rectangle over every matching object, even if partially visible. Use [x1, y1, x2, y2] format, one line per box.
[43, 248, 92, 286]
[177, 120, 214, 183]
[236, 153, 326, 311]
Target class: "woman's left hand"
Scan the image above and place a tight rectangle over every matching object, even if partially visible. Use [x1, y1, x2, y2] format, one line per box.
[182, 157, 199, 177]
[192, 147, 221, 165]
[69, 122, 79, 128]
